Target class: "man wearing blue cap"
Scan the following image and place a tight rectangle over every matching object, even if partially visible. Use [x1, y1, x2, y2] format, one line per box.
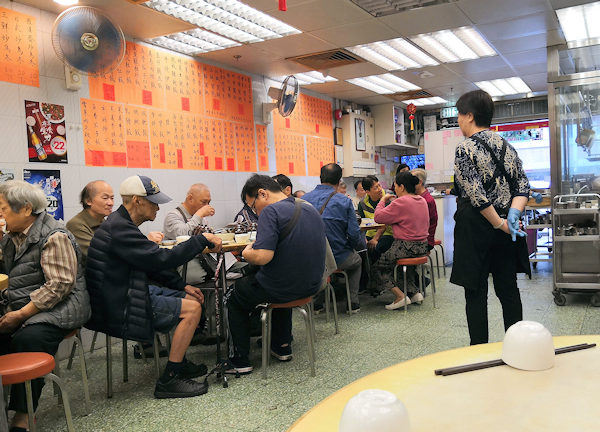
[86, 175, 222, 399]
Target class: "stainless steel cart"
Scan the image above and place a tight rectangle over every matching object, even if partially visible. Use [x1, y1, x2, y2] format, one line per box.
[552, 193, 600, 306]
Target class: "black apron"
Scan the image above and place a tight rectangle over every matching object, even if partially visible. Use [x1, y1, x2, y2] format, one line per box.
[450, 135, 531, 291]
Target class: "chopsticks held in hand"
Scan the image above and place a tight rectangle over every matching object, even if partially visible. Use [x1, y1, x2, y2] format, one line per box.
[434, 343, 596, 376]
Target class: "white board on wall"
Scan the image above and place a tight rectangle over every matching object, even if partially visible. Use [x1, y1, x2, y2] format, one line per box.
[424, 128, 464, 183]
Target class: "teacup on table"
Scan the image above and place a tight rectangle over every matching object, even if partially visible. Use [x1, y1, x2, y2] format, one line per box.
[176, 235, 190, 244]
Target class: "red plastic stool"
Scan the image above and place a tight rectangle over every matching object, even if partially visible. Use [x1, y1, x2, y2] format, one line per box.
[259, 297, 315, 379]
[433, 239, 446, 278]
[0, 352, 74, 432]
[393, 256, 437, 313]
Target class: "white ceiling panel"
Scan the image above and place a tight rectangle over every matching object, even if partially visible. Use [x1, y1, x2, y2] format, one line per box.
[491, 33, 551, 55]
[477, 11, 561, 41]
[310, 18, 399, 47]
[327, 88, 383, 99]
[350, 95, 395, 105]
[548, 0, 598, 9]
[513, 62, 548, 76]
[443, 55, 512, 74]
[428, 83, 479, 98]
[324, 62, 388, 80]
[264, 0, 370, 32]
[520, 73, 549, 92]
[300, 80, 357, 93]
[245, 0, 315, 12]
[379, 3, 471, 37]
[503, 48, 547, 68]
[197, 45, 278, 75]
[393, 66, 469, 87]
[457, 0, 551, 25]
[256, 33, 336, 59]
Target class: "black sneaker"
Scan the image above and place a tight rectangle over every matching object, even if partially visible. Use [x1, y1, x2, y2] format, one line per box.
[154, 374, 208, 399]
[270, 344, 293, 362]
[349, 302, 360, 314]
[179, 359, 208, 379]
[133, 344, 168, 359]
[225, 357, 253, 375]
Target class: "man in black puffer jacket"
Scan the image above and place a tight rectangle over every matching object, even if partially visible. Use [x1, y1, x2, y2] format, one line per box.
[86, 175, 222, 399]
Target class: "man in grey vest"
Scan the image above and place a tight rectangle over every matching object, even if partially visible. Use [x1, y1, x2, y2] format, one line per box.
[0, 181, 90, 432]
[163, 183, 215, 240]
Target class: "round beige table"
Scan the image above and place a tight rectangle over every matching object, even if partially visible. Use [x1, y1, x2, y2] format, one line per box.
[288, 335, 600, 431]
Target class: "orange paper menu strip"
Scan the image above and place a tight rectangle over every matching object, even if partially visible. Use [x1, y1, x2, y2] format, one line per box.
[307, 136, 334, 176]
[0, 7, 39, 87]
[256, 124, 269, 172]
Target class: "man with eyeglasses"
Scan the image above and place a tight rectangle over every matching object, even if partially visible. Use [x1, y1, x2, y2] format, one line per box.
[86, 175, 222, 399]
[225, 174, 326, 374]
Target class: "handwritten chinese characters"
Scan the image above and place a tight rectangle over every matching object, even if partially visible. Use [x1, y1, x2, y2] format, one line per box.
[0, 7, 39, 87]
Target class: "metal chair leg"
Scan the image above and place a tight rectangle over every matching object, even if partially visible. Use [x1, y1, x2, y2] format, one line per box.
[66, 339, 77, 370]
[433, 248, 441, 278]
[153, 334, 161, 377]
[429, 262, 437, 308]
[266, 309, 273, 368]
[25, 380, 36, 432]
[438, 244, 446, 276]
[261, 308, 269, 379]
[298, 306, 316, 377]
[53, 355, 61, 400]
[329, 284, 339, 335]
[73, 334, 91, 415]
[324, 282, 331, 323]
[122, 339, 128, 383]
[90, 330, 98, 354]
[403, 266, 408, 315]
[106, 334, 113, 399]
[45, 373, 75, 432]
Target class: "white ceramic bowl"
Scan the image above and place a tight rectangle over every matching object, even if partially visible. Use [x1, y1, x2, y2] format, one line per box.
[176, 235, 190, 244]
[502, 321, 555, 371]
[234, 233, 251, 244]
[215, 232, 235, 242]
[339, 389, 410, 432]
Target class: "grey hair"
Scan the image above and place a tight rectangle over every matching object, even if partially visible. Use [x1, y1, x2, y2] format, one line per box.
[411, 168, 427, 186]
[0, 180, 48, 214]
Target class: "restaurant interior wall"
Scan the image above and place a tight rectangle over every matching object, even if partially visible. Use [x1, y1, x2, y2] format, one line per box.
[0, 0, 332, 233]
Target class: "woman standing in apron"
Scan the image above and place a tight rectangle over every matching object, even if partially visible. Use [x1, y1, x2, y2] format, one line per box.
[450, 90, 532, 345]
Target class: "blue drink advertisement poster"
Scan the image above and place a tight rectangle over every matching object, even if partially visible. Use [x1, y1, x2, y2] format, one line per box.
[23, 169, 63, 221]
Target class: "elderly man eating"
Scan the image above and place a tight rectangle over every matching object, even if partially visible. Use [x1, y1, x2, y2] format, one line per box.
[86, 175, 222, 399]
[0, 181, 90, 432]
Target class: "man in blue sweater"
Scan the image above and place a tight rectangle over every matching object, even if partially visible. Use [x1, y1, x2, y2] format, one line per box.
[86, 175, 222, 399]
[303, 164, 362, 313]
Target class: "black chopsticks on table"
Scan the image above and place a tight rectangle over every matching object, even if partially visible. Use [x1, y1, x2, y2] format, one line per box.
[434, 343, 597, 376]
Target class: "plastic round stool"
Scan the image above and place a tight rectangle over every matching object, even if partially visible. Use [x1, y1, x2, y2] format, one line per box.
[433, 239, 446, 278]
[0, 352, 74, 432]
[393, 256, 435, 314]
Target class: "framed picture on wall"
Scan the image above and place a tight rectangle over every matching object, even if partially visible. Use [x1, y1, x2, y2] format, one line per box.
[355, 118, 366, 151]
[334, 127, 343, 146]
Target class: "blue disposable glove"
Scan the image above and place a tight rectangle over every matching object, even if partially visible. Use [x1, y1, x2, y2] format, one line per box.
[531, 191, 543, 203]
[507, 207, 526, 242]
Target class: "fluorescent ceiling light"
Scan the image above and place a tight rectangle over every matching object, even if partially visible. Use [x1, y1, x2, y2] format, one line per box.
[346, 73, 420, 94]
[411, 26, 496, 63]
[557, 1, 600, 44]
[347, 37, 438, 71]
[475, 77, 532, 97]
[54, 0, 78, 4]
[145, 0, 301, 44]
[274, 72, 337, 86]
[146, 36, 204, 56]
[403, 97, 447, 106]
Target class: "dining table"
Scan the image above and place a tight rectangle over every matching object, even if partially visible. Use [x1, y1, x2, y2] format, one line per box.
[287, 335, 600, 431]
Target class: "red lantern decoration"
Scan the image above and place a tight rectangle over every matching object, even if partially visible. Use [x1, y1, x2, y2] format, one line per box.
[407, 103, 417, 131]
[279, 0, 287, 11]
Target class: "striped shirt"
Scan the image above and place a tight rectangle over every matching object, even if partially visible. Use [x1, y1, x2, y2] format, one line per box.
[10, 226, 77, 311]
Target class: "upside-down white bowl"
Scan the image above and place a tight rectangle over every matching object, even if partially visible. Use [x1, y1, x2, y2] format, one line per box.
[339, 389, 410, 432]
[502, 321, 555, 371]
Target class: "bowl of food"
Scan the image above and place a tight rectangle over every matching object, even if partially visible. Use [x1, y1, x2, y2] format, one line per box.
[40, 102, 65, 123]
[502, 321, 554, 371]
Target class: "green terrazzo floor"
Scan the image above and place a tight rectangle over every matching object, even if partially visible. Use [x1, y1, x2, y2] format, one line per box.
[27, 263, 600, 431]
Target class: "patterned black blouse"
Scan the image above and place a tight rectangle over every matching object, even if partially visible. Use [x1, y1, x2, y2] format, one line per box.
[454, 129, 530, 210]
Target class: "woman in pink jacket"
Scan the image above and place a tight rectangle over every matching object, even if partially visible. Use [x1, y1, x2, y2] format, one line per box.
[374, 171, 429, 310]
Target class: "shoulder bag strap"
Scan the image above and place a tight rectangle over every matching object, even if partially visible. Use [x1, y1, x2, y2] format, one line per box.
[175, 206, 189, 223]
[278, 199, 303, 243]
[319, 191, 338, 215]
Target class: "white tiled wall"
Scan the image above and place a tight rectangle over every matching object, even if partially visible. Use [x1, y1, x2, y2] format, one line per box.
[0, 1, 332, 233]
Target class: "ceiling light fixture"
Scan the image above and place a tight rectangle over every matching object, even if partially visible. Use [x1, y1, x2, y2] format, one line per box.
[474, 77, 531, 97]
[347, 37, 438, 71]
[144, 0, 301, 44]
[411, 26, 496, 63]
[556, 1, 600, 47]
[403, 97, 447, 106]
[347, 73, 420, 94]
[53, 0, 79, 5]
[274, 71, 337, 86]
[146, 36, 204, 56]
